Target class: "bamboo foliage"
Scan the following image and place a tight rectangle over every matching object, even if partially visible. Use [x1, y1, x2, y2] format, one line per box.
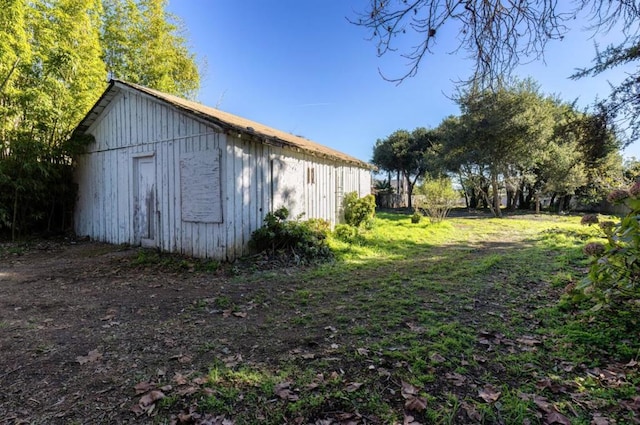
[0, 0, 200, 239]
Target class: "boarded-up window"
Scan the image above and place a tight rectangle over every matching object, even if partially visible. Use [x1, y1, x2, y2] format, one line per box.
[180, 150, 222, 223]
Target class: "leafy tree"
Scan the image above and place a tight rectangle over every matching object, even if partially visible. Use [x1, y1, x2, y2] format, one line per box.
[529, 102, 591, 212]
[437, 115, 487, 209]
[0, 0, 31, 230]
[556, 105, 624, 208]
[372, 127, 439, 209]
[440, 80, 554, 217]
[0, 0, 29, 95]
[101, 0, 200, 98]
[624, 158, 640, 183]
[439, 84, 623, 214]
[0, 0, 106, 239]
[537, 139, 587, 212]
[0, 0, 202, 239]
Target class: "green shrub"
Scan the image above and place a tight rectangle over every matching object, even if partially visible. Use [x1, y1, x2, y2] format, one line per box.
[343, 192, 376, 227]
[411, 211, 422, 223]
[305, 218, 331, 234]
[415, 178, 459, 223]
[333, 223, 358, 242]
[578, 183, 640, 312]
[250, 206, 333, 264]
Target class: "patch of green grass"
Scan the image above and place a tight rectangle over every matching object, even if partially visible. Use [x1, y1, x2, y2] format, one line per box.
[131, 248, 220, 272]
[150, 212, 639, 423]
[212, 295, 232, 310]
[0, 243, 30, 256]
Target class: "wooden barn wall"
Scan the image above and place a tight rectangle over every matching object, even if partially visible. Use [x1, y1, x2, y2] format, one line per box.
[74, 88, 371, 260]
[266, 151, 371, 226]
[269, 151, 337, 224]
[74, 89, 262, 260]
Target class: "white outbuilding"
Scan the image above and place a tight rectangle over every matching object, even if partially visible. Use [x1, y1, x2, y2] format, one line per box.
[72, 80, 372, 260]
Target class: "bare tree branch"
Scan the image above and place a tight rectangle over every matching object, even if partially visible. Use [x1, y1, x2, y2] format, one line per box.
[352, 1, 637, 86]
[352, 0, 640, 142]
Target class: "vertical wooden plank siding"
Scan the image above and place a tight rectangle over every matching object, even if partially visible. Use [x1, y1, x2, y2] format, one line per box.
[74, 87, 371, 260]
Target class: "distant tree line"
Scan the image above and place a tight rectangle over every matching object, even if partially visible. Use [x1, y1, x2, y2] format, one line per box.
[372, 78, 634, 216]
[354, 1, 639, 145]
[0, 0, 200, 240]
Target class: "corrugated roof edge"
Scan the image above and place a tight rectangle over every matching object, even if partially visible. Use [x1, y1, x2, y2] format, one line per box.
[73, 79, 374, 170]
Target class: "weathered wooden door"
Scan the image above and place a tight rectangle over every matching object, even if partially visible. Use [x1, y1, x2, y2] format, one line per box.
[134, 156, 156, 247]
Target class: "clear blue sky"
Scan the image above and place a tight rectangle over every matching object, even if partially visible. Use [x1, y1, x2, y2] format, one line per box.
[166, 1, 639, 163]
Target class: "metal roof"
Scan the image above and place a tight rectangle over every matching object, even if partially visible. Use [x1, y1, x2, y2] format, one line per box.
[74, 80, 372, 169]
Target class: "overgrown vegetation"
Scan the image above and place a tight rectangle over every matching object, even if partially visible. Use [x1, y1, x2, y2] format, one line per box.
[119, 212, 639, 424]
[0, 0, 200, 240]
[415, 177, 460, 223]
[343, 192, 376, 228]
[131, 248, 220, 272]
[250, 206, 333, 264]
[576, 182, 640, 313]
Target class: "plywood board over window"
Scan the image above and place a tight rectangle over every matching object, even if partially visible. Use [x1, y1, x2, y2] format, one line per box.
[180, 149, 222, 223]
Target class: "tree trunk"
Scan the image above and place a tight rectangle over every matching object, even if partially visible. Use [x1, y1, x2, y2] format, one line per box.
[480, 184, 490, 209]
[491, 172, 502, 218]
[469, 188, 478, 209]
[11, 187, 18, 242]
[459, 173, 469, 208]
[405, 173, 413, 209]
[558, 196, 564, 213]
[523, 183, 533, 210]
[506, 188, 514, 210]
[0, 58, 20, 95]
[506, 187, 519, 211]
[556, 194, 571, 213]
[479, 187, 494, 215]
[535, 193, 540, 214]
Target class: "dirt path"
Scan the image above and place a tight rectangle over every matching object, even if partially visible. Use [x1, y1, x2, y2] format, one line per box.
[0, 241, 287, 424]
[0, 218, 610, 424]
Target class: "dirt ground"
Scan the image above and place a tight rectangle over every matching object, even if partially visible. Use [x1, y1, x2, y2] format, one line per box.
[0, 240, 311, 424]
[2, 225, 632, 425]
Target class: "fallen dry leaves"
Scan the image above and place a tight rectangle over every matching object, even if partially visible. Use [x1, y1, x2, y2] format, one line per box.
[519, 393, 572, 425]
[344, 382, 363, 392]
[478, 384, 501, 403]
[461, 400, 482, 421]
[403, 413, 423, 425]
[478, 330, 545, 354]
[445, 372, 467, 387]
[401, 381, 427, 412]
[131, 375, 236, 423]
[221, 309, 247, 318]
[274, 381, 299, 401]
[170, 408, 235, 425]
[131, 389, 165, 416]
[544, 411, 571, 425]
[75, 349, 102, 365]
